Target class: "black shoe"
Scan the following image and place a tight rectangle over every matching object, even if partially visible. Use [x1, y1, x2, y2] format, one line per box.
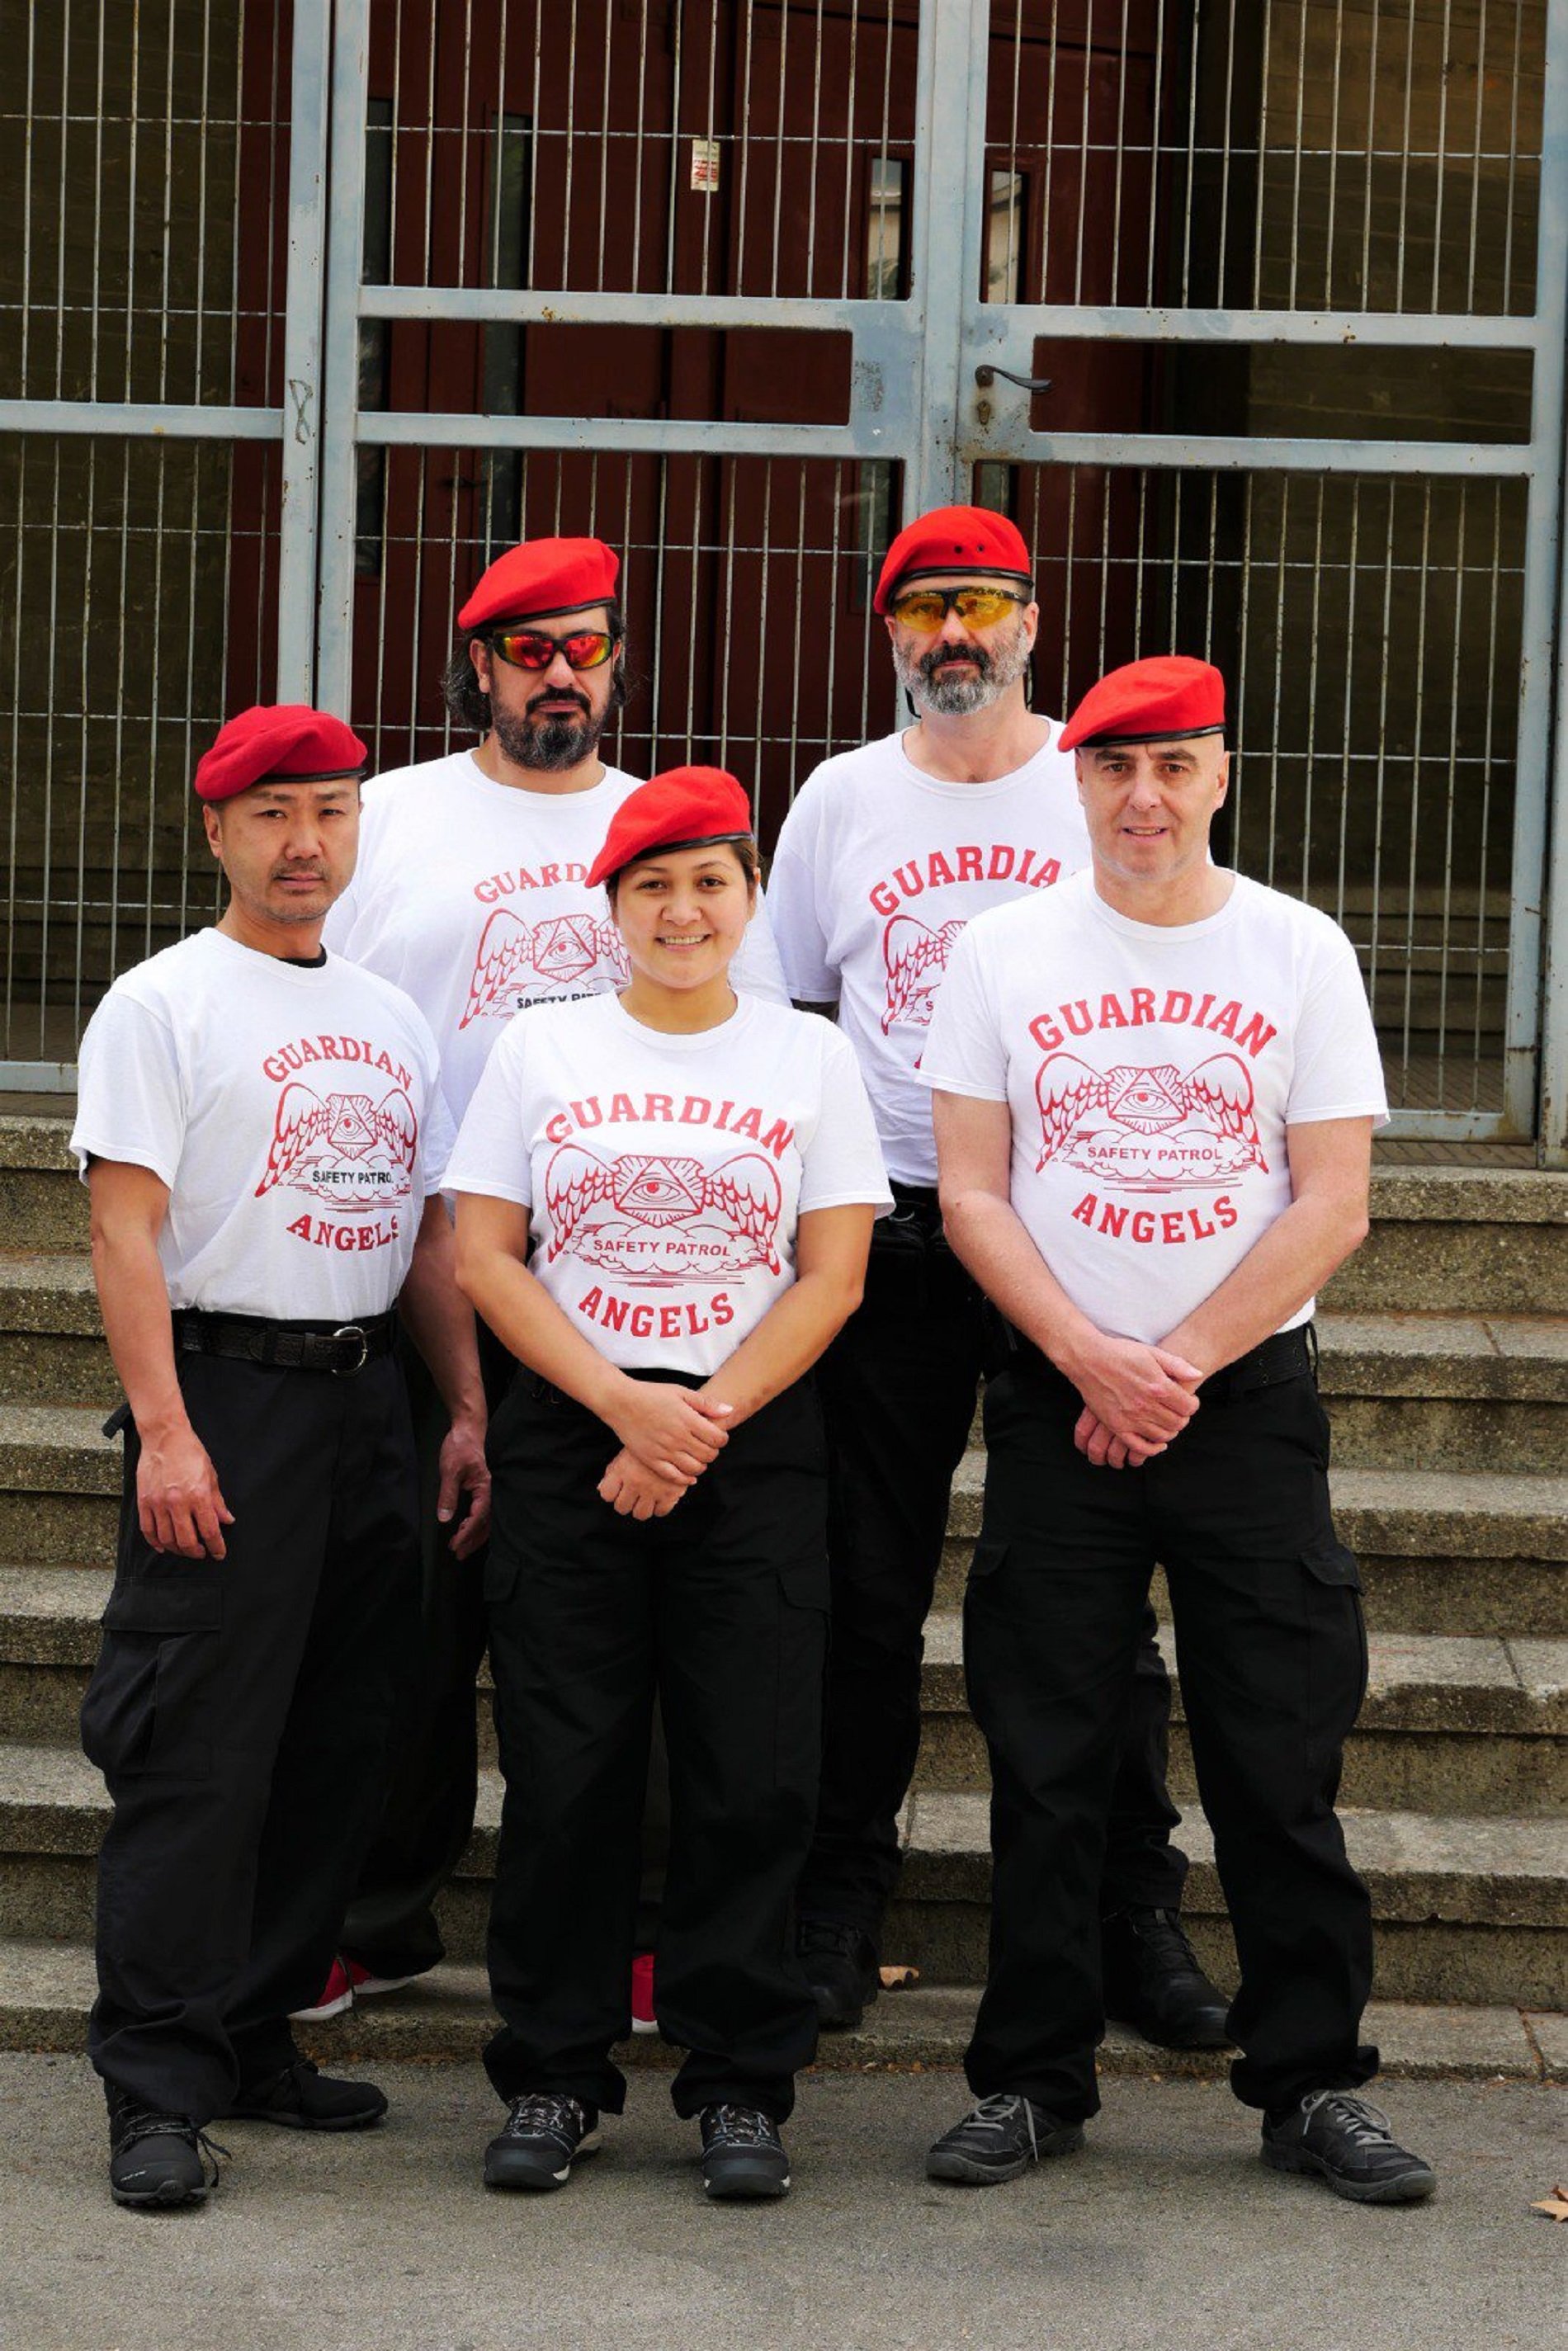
[223, 2055, 388, 2131]
[484, 2093, 601, 2191]
[926, 2094, 1085, 2186]
[1261, 2090, 1437, 2205]
[1101, 1905, 1231, 2050]
[698, 2103, 791, 2200]
[106, 2089, 224, 2209]
[797, 1915, 879, 2031]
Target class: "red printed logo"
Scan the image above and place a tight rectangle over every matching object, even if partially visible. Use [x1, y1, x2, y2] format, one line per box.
[881, 913, 968, 1035]
[461, 907, 628, 1027]
[545, 1145, 783, 1281]
[255, 1082, 418, 1207]
[1035, 1051, 1268, 1189]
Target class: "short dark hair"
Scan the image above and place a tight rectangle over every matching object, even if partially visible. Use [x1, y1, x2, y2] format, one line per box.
[441, 599, 627, 734]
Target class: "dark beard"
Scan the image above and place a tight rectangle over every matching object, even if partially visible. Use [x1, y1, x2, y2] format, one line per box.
[490, 696, 603, 772]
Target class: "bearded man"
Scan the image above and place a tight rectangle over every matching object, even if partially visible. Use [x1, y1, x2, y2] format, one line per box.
[767, 507, 1221, 2049]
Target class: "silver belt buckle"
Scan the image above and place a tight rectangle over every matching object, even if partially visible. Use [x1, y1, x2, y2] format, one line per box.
[330, 1324, 370, 1375]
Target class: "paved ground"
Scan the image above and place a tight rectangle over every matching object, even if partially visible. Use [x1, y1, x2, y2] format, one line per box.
[2, 2057, 1561, 2351]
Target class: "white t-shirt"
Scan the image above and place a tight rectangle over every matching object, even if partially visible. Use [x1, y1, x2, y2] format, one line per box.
[324, 751, 790, 1122]
[919, 871, 1388, 1343]
[767, 726, 1091, 1185]
[71, 928, 454, 1319]
[445, 991, 892, 1376]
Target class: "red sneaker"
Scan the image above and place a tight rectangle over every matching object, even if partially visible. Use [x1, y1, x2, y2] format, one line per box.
[631, 1951, 657, 2035]
[291, 1956, 353, 2022]
[343, 1958, 418, 1999]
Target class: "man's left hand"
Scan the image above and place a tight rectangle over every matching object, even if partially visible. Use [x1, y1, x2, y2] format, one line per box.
[1073, 1408, 1165, 1471]
[437, 1410, 492, 1557]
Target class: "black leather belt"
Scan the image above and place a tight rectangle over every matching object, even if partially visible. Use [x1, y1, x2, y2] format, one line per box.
[171, 1307, 399, 1376]
[1010, 1319, 1315, 1404]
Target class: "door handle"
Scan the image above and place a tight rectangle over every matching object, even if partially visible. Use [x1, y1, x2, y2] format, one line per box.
[974, 365, 1053, 393]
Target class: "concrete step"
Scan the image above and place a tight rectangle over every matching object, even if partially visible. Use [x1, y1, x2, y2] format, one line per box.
[2, 1744, 1561, 2008]
[883, 1792, 1568, 2010]
[1321, 1169, 1568, 1314]
[911, 1612, 1568, 1815]
[5, 1410, 1566, 1638]
[1314, 1310, 1568, 1473]
[0, 1256, 107, 1406]
[936, 1456, 1568, 1636]
[0, 1935, 1557, 2083]
[0, 1121, 86, 1254]
[7, 1573, 1561, 1818]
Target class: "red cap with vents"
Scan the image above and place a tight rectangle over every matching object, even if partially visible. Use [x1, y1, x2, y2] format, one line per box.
[192, 705, 366, 804]
[873, 504, 1032, 615]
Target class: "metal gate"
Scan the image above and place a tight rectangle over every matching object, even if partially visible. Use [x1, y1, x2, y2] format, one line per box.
[5, 0, 1568, 1159]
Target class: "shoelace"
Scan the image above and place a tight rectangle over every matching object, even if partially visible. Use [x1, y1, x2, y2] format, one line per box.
[1124, 1909, 1205, 1975]
[961, 2094, 1041, 2160]
[114, 2107, 230, 2185]
[1298, 2091, 1398, 2147]
[704, 2103, 778, 2147]
[504, 2093, 586, 2146]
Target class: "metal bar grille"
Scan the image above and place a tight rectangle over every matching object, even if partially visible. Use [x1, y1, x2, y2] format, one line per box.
[1001, 456, 1524, 1126]
[0, 0, 302, 1081]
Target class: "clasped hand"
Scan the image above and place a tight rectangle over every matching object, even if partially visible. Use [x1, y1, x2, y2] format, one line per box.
[1070, 1334, 1204, 1471]
[601, 1378, 734, 1516]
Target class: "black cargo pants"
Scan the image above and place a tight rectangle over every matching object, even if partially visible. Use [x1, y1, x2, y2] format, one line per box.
[483, 1371, 827, 2123]
[796, 1187, 1187, 1938]
[82, 1348, 419, 2123]
[963, 1345, 1377, 2121]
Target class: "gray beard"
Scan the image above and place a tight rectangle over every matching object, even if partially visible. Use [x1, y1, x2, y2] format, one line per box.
[894, 621, 1031, 716]
[489, 702, 603, 772]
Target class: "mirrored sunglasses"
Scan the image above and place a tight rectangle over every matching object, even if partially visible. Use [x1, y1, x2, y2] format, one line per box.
[487, 627, 616, 671]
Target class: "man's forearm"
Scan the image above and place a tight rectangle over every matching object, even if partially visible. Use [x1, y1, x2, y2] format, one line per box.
[401, 1202, 487, 1421]
[1161, 1187, 1369, 1376]
[91, 1226, 189, 1438]
[941, 1183, 1109, 1382]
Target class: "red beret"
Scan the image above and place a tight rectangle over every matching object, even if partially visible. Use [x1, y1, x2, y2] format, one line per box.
[1058, 656, 1226, 752]
[587, 767, 754, 890]
[457, 536, 621, 632]
[873, 504, 1032, 615]
[192, 705, 366, 804]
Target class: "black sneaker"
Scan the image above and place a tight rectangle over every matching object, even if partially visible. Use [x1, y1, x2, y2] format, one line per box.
[106, 2088, 224, 2209]
[926, 2094, 1085, 2185]
[1261, 2090, 1437, 2205]
[797, 1914, 879, 2031]
[698, 2103, 791, 2200]
[484, 2093, 601, 2191]
[224, 2056, 387, 2131]
[1101, 1906, 1231, 2050]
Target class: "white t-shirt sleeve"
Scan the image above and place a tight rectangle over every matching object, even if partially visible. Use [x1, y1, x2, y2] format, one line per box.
[916, 921, 1010, 1102]
[731, 886, 791, 1007]
[1287, 928, 1391, 1126]
[69, 988, 187, 1188]
[443, 1022, 534, 1206]
[321, 879, 358, 955]
[796, 1027, 893, 1215]
[767, 784, 837, 1003]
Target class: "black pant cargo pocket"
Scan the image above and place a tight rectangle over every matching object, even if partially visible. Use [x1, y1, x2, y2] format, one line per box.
[82, 1569, 224, 1780]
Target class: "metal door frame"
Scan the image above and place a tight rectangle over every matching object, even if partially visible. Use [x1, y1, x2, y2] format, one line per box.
[314, 0, 1568, 1159]
[0, 0, 333, 1092]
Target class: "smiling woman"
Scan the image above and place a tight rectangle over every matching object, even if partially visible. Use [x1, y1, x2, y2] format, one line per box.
[445, 763, 891, 2204]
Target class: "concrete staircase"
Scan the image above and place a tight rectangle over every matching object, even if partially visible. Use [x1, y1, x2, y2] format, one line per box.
[1, 1117, 1564, 2081]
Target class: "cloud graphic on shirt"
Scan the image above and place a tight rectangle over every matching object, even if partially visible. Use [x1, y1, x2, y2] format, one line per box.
[1035, 1051, 1268, 1187]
